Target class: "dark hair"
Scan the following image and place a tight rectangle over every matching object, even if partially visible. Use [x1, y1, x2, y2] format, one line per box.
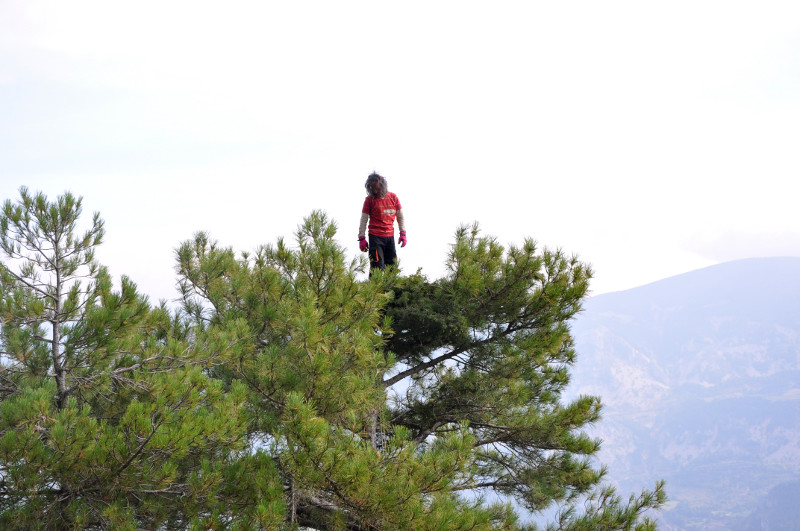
[365, 172, 388, 198]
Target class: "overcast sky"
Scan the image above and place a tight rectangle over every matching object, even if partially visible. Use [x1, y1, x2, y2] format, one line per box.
[1, 1, 798, 303]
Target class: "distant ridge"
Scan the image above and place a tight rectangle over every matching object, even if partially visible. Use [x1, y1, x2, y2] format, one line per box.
[569, 257, 800, 530]
[590, 256, 800, 304]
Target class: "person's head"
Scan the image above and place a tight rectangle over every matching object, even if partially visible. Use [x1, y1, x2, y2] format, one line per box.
[365, 172, 388, 198]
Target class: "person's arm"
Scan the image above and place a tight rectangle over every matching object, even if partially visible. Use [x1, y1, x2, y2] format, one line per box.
[396, 209, 406, 233]
[396, 209, 407, 247]
[358, 212, 369, 238]
[358, 201, 370, 252]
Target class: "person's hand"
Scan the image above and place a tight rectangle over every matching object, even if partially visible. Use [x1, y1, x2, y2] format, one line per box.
[398, 231, 407, 248]
[358, 236, 368, 252]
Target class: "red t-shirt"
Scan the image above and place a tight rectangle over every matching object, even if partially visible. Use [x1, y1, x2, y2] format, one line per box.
[362, 193, 402, 237]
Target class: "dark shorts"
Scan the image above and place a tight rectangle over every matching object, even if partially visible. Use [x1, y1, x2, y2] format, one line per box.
[368, 234, 396, 271]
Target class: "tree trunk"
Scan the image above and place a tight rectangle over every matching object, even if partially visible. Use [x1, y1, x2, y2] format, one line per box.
[52, 256, 66, 410]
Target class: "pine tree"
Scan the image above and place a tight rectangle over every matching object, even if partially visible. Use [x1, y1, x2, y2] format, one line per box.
[384, 224, 666, 530]
[0, 187, 664, 528]
[0, 188, 278, 529]
[177, 213, 518, 529]
[176, 212, 666, 530]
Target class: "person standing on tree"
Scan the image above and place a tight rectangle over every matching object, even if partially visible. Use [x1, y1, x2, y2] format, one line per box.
[358, 172, 407, 272]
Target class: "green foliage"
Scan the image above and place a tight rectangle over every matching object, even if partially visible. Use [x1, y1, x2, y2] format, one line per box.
[176, 211, 393, 434]
[175, 213, 666, 529]
[0, 189, 665, 529]
[384, 224, 606, 514]
[0, 189, 268, 528]
[279, 392, 518, 530]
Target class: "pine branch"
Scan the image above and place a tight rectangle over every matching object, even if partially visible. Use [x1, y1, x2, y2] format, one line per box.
[1, 265, 55, 302]
[382, 321, 527, 388]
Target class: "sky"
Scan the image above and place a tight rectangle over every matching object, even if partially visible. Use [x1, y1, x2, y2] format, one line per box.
[1, 0, 799, 304]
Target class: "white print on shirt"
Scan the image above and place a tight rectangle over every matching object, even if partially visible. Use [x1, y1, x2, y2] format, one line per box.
[383, 209, 397, 216]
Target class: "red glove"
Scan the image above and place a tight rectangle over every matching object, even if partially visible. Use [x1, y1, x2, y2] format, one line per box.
[398, 231, 407, 248]
[358, 236, 368, 252]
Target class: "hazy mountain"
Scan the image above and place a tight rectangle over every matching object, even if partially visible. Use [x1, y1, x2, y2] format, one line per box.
[568, 257, 800, 530]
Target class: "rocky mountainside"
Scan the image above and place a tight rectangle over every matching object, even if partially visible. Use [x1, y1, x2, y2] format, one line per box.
[568, 257, 800, 530]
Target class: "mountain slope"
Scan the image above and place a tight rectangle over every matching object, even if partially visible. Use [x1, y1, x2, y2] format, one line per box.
[568, 257, 800, 530]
